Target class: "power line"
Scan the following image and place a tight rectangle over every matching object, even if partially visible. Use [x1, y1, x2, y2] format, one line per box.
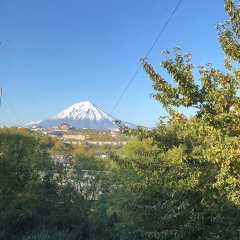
[2, 0, 183, 130]
[109, 63, 143, 116]
[2, 94, 23, 126]
[103, 0, 183, 129]
[145, 0, 183, 58]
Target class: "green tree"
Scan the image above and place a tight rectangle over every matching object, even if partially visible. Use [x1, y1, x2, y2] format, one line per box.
[0, 129, 108, 239]
[106, 1, 240, 239]
[41, 134, 57, 149]
[0, 129, 54, 239]
[52, 140, 72, 154]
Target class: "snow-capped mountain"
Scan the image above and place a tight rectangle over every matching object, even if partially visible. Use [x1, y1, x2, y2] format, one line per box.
[26, 101, 137, 130]
[24, 120, 42, 128]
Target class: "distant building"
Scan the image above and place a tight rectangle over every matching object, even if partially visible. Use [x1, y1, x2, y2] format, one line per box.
[59, 122, 70, 130]
[51, 154, 65, 163]
[62, 134, 85, 140]
[59, 122, 75, 131]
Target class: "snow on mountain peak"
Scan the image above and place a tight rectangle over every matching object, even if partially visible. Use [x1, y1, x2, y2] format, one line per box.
[51, 101, 115, 122]
[25, 100, 138, 130]
[24, 120, 42, 128]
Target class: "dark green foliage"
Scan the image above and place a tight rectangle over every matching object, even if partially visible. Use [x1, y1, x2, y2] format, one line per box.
[0, 129, 107, 239]
[0, 130, 51, 238]
[21, 227, 74, 240]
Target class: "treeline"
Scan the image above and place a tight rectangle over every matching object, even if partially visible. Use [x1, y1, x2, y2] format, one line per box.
[1, 123, 240, 239]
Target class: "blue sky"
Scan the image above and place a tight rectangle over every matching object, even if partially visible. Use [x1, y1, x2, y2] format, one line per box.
[0, 0, 229, 128]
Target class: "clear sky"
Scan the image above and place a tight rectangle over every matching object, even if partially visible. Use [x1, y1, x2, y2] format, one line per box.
[0, 0, 229, 128]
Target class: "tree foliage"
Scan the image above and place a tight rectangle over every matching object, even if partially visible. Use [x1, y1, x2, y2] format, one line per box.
[0, 130, 52, 238]
[105, 1, 240, 239]
[218, 0, 240, 63]
[0, 129, 107, 239]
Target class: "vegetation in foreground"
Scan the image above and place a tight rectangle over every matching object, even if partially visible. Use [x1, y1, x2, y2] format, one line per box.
[1, 1, 240, 239]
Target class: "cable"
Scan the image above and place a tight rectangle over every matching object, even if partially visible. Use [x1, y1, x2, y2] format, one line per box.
[109, 63, 143, 116]
[111, 0, 183, 115]
[102, 0, 183, 129]
[145, 0, 183, 58]
[2, 94, 23, 126]
[4, 0, 183, 130]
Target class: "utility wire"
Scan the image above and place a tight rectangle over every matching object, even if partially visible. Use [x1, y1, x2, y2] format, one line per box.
[2, 94, 23, 126]
[3, 0, 183, 130]
[109, 63, 143, 116]
[104, 0, 183, 128]
[145, 0, 183, 58]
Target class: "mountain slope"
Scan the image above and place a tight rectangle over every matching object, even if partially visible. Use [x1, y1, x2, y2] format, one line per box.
[26, 101, 137, 130]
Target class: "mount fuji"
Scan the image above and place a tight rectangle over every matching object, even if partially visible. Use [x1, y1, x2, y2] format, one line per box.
[25, 101, 137, 130]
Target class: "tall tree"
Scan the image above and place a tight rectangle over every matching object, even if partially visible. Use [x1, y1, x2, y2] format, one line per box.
[0, 130, 53, 238]
[0, 129, 109, 239]
[107, 1, 240, 239]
